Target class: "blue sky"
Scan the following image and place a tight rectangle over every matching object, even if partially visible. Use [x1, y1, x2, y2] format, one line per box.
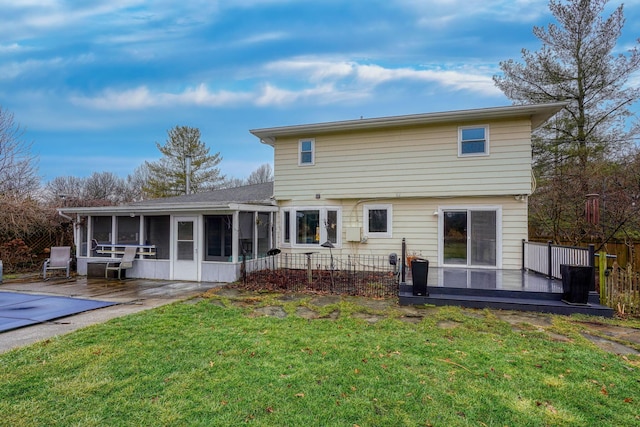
[1, 0, 639, 184]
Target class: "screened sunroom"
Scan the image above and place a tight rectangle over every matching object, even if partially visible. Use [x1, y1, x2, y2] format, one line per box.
[60, 183, 277, 283]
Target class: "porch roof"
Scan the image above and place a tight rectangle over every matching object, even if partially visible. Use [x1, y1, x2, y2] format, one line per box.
[59, 182, 277, 216]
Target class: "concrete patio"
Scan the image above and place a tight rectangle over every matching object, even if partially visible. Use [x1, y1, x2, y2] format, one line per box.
[0, 275, 222, 353]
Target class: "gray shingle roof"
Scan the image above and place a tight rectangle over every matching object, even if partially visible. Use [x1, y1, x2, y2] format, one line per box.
[132, 181, 274, 206]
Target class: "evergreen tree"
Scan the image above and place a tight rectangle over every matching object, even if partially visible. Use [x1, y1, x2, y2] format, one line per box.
[493, 0, 640, 243]
[144, 126, 225, 198]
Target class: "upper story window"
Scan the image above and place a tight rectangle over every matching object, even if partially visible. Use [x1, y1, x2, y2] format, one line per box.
[299, 138, 315, 166]
[459, 126, 489, 156]
[363, 204, 392, 238]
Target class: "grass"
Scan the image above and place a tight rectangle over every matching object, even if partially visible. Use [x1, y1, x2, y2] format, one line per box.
[1, 290, 639, 426]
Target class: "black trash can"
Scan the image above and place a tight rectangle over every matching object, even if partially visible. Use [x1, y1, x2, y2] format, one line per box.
[560, 264, 593, 305]
[411, 259, 429, 296]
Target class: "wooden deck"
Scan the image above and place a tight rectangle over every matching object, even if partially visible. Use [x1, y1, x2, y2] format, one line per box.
[399, 267, 614, 317]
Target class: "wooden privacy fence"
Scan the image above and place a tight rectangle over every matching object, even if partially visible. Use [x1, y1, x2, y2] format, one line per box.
[603, 262, 640, 315]
[242, 253, 400, 298]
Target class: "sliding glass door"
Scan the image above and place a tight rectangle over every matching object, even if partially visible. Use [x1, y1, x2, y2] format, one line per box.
[442, 209, 498, 267]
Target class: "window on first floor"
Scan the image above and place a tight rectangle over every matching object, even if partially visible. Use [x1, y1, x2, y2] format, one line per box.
[91, 216, 112, 257]
[283, 211, 291, 243]
[117, 216, 139, 245]
[239, 212, 254, 259]
[204, 215, 232, 261]
[282, 207, 341, 246]
[363, 204, 392, 238]
[144, 215, 170, 259]
[257, 212, 271, 257]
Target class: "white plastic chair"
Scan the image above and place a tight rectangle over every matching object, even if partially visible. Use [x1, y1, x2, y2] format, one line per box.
[42, 246, 72, 279]
[105, 246, 137, 279]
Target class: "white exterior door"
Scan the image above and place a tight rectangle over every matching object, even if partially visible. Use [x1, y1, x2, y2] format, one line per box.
[173, 216, 199, 281]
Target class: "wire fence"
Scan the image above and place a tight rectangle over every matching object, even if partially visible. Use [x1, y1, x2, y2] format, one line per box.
[604, 262, 640, 315]
[241, 253, 400, 298]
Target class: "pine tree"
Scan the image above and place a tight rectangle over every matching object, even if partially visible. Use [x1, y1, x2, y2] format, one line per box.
[144, 126, 225, 198]
[493, 0, 640, 243]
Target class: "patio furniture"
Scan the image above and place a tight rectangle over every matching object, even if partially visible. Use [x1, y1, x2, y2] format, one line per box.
[105, 246, 137, 280]
[42, 246, 72, 279]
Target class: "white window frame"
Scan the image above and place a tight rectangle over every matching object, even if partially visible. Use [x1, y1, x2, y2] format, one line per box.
[298, 138, 315, 166]
[281, 206, 341, 248]
[458, 125, 489, 157]
[436, 205, 502, 269]
[363, 204, 392, 238]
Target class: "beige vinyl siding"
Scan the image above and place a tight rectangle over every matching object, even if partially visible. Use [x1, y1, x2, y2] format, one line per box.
[277, 196, 526, 270]
[273, 119, 532, 201]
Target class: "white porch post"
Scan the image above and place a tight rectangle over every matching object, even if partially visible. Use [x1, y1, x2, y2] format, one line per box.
[253, 212, 258, 258]
[231, 211, 239, 263]
[139, 215, 145, 245]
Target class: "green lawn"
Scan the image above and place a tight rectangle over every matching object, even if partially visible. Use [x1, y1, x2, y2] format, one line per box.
[1, 290, 639, 426]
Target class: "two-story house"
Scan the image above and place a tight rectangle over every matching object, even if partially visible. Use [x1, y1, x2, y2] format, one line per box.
[250, 102, 565, 271]
[60, 102, 564, 283]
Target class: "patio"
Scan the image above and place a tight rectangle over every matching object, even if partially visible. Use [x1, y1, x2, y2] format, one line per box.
[400, 267, 613, 317]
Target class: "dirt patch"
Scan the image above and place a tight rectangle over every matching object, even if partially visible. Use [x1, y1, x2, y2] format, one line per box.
[183, 297, 205, 305]
[320, 310, 340, 320]
[581, 333, 639, 355]
[437, 320, 462, 329]
[277, 294, 308, 303]
[496, 312, 553, 329]
[252, 306, 288, 319]
[309, 295, 342, 307]
[209, 300, 226, 308]
[213, 288, 243, 298]
[296, 306, 319, 319]
[347, 297, 396, 312]
[547, 332, 574, 343]
[352, 312, 385, 323]
[577, 322, 640, 346]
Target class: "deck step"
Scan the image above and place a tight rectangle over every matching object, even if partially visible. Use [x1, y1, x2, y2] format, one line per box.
[399, 291, 614, 317]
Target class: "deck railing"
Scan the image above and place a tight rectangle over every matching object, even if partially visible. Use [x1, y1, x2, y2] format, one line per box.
[523, 240, 594, 280]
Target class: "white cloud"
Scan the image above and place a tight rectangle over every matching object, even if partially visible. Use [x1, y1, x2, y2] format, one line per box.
[396, 0, 548, 27]
[70, 84, 255, 110]
[234, 31, 289, 46]
[0, 54, 95, 80]
[0, 57, 64, 79]
[0, 43, 24, 53]
[264, 58, 502, 97]
[67, 58, 502, 111]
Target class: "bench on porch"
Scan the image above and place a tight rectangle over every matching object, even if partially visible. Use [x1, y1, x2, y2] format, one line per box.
[93, 242, 156, 258]
[88, 243, 154, 279]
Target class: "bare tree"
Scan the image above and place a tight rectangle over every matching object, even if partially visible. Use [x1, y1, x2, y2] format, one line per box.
[84, 172, 128, 204]
[218, 177, 247, 189]
[246, 163, 274, 185]
[44, 176, 86, 205]
[0, 106, 39, 198]
[125, 163, 152, 201]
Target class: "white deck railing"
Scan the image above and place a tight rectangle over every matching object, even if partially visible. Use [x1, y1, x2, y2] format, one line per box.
[523, 240, 594, 279]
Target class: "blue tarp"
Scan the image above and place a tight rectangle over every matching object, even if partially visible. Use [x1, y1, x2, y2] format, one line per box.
[0, 291, 115, 332]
